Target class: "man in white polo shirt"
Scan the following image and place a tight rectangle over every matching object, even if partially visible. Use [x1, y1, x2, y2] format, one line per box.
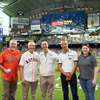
[19, 42, 39, 100]
[39, 39, 59, 100]
[58, 40, 79, 100]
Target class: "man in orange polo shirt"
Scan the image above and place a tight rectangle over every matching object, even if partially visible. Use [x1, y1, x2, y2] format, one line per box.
[0, 39, 21, 100]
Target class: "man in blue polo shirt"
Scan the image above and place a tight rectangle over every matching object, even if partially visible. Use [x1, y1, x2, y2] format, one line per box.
[58, 40, 79, 100]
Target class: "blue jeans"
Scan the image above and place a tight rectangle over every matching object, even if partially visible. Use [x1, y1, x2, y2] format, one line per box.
[79, 78, 96, 100]
[61, 73, 79, 100]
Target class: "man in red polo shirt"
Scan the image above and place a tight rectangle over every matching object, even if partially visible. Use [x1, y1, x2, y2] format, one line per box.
[0, 39, 21, 100]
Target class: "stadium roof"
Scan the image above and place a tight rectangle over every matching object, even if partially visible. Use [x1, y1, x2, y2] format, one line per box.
[0, 0, 100, 17]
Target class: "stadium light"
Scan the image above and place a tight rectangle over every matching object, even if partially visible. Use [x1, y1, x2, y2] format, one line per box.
[29, 16, 32, 19]
[90, 6, 93, 10]
[77, 6, 81, 10]
[85, 7, 88, 10]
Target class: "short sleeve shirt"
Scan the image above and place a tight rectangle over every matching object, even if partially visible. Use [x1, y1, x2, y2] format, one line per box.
[19, 51, 39, 82]
[78, 54, 98, 79]
[58, 49, 78, 72]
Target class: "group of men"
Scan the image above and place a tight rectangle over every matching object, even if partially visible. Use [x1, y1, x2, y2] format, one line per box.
[0, 39, 79, 100]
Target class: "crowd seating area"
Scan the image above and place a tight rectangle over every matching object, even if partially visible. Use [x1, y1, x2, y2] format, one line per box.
[37, 35, 100, 43]
[2, 45, 100, 55]
[10, 35, 39, 43]
[9, 35, 100, 44]
[3, 35, 100, 54]
[37, 35, 67, 43]
[35, 48, 100, 54]
[3, 46, 98, 54]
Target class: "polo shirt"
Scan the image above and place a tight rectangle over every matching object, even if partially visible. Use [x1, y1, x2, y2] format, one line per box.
[39, 49, 59, 76]
[58, 49, 78, 72]
[19, 51, 39, 82]
[78, 54, 98, 79]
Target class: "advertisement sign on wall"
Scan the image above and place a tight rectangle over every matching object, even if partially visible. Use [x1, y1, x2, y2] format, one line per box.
[31, 25, 40, 30]
[11, 17, 29, 29]
[31, 18, 40, 30]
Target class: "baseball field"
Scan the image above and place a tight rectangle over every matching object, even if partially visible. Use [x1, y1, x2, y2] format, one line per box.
[0, 56, 100, 100]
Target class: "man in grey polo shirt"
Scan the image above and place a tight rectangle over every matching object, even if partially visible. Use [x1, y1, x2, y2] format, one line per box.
[58, 40, 79, 100]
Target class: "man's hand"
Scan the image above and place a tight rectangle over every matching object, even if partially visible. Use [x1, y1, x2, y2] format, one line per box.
[4, 69, 11, 74]
[65, 73, 72, 81]
[22, 78, 26, 85]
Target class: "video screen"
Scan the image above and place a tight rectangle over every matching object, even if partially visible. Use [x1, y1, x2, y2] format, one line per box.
[42, 10, 84, 34]
[87, 12, 99, 28]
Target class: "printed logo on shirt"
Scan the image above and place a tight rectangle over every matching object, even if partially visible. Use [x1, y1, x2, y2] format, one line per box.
[26, 58, 38, 64]
[68, 55, 73, 56]
[6, 57, 19, 62]
[68, 55, 73, 60]
[86, 57, 90, 59]
[68, 57, 72, 60]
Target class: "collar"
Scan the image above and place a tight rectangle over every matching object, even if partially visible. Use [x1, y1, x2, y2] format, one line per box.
[82, 54, 89, 58]
[63, 49, 71, 54]
[43, 49, 50, 54]
[27, 51, 34, 55]
[8, 48, 15, 53]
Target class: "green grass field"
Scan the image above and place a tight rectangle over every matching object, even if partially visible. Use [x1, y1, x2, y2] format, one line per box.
[0, 58, 100, 100]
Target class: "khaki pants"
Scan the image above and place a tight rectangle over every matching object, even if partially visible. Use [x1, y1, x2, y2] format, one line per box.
[2, 78, 17, 100]
[22, 80, 38, 100]
[40, 75, 55, 100]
